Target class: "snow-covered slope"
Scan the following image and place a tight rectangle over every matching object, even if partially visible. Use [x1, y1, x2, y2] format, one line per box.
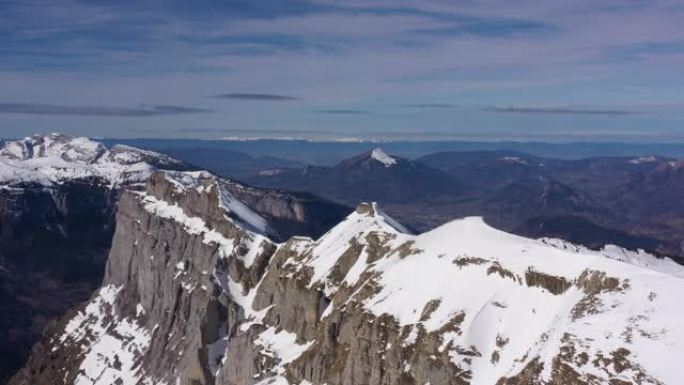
[262, 204, 684, 384]
[0, 133, 186, 187]
[12, 170, 684, 385]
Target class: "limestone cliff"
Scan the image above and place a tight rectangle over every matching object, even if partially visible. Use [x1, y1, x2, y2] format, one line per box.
[12, 170, 684, 385]
[0, 135, 347, 383]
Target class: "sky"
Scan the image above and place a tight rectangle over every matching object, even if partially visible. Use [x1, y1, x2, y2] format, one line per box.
[1, 0, 684, 141]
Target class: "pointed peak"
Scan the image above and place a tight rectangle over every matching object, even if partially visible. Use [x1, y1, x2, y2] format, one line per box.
[353, 202, 411, 234]
[355, 202, 377, 216]
[370, 148, 396, 167]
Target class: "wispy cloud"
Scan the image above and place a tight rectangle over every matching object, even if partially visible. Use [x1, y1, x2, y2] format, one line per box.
[211, 93, 300, 101]
[0, 103, 212, 117]
[2, 0, 684, 140]
[411, 16, 554, 38]
[403, 103, 460, 109]
[484, 106, 636, 116]
[315, 109, 370, 114]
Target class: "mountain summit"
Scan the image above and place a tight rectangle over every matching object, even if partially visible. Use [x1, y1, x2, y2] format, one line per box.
[370, 148, 397, 167]
[249, 148, 460, 204]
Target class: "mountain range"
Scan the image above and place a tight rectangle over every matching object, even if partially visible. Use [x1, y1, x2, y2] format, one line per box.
[10, 164, 684, 385]
[246, 148, 684, 261]
[0, 134, 348, 383]
[3, 134, 684, 385]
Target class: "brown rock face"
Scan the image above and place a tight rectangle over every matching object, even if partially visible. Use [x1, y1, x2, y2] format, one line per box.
[10, 171, 679, 385]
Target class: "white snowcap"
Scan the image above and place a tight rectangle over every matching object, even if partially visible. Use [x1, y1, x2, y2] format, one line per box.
[628, 155, 657, 164]
[0, 133, 180, 187]
[370, 148, 397, 167]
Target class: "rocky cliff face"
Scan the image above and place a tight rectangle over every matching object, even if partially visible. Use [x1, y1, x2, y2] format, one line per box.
[12, 170, 684, 385]
[0, 134, 348, 383]
[0, 132, 190, 383]
[0, 181, 118, 383]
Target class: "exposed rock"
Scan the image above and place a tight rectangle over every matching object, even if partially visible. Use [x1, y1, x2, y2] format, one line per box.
[0, 134, 350, 383]
[11, 170, 684, 385]
[525, 269, 572, 295]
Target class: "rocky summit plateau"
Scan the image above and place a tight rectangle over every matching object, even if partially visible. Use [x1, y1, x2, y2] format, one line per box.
[9, 158, 684, 384]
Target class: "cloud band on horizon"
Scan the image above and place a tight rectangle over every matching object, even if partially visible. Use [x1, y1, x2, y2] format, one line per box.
[0, 103, 212, 117]
[402, 103, 460, 109]
[484, 106, 636, 116]
[211, 93, 300, 101]
[315, 109, 370, 114]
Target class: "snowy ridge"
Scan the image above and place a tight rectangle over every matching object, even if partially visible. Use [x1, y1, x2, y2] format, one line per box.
[140, 188, 271, 269]
[0, 133, 184, 187]
[29, 166, 684, 385]
[160, 170, 273, 237]
[252, 210, 684, 384]
[539, 237, 684, 278]
[282, 202, 410, 294]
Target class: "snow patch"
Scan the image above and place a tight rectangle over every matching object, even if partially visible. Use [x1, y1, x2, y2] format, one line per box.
[370, 148, 396, 167]
[58, 285, 151, 385]
[628, 155, 657, 164]
[498, 156, 528, 165]
[218, 183, 270, 235]
[255, 328, 313, 368]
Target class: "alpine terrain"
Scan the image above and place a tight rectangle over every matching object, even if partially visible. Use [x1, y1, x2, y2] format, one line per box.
[0, 134, 348, 383]
[10, 165, 684, 385]
[249, 148, 684, 261]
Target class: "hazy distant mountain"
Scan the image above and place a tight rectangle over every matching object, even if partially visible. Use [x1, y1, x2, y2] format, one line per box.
[251, 148, 684, 261]
[515, 215, 667, 252]
[152, 147, 303, 179]
[103, 138, 684, 165]
[248, 148, 460, 205]
[418, 150, 547, 191]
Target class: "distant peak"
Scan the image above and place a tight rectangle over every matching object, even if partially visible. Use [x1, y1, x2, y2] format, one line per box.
[370, 148, 396, 167]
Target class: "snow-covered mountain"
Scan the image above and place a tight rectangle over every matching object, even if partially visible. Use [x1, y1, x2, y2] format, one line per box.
[12, 169, 684, 385]
[248, 147, 460, 205]
[0, 134, 348, 383]
[0, 133, 197, 383]
[0, 133, 188, 187]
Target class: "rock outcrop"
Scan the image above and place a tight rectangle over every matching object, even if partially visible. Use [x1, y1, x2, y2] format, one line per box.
[0, 133, 193, 383]
[0, 134, 347, 383]
[11, 170, 684, 385]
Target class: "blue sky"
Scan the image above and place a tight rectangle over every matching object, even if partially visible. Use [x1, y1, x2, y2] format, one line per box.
[1, 0, 684, 141]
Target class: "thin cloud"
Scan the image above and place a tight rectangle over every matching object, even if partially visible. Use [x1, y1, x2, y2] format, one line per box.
[0, 103, 212, 117]
[211, 93, 300, 101]
[484, 106, 636, 116]
[403, 103, 460, 109]
[315, 109, 370, 114]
